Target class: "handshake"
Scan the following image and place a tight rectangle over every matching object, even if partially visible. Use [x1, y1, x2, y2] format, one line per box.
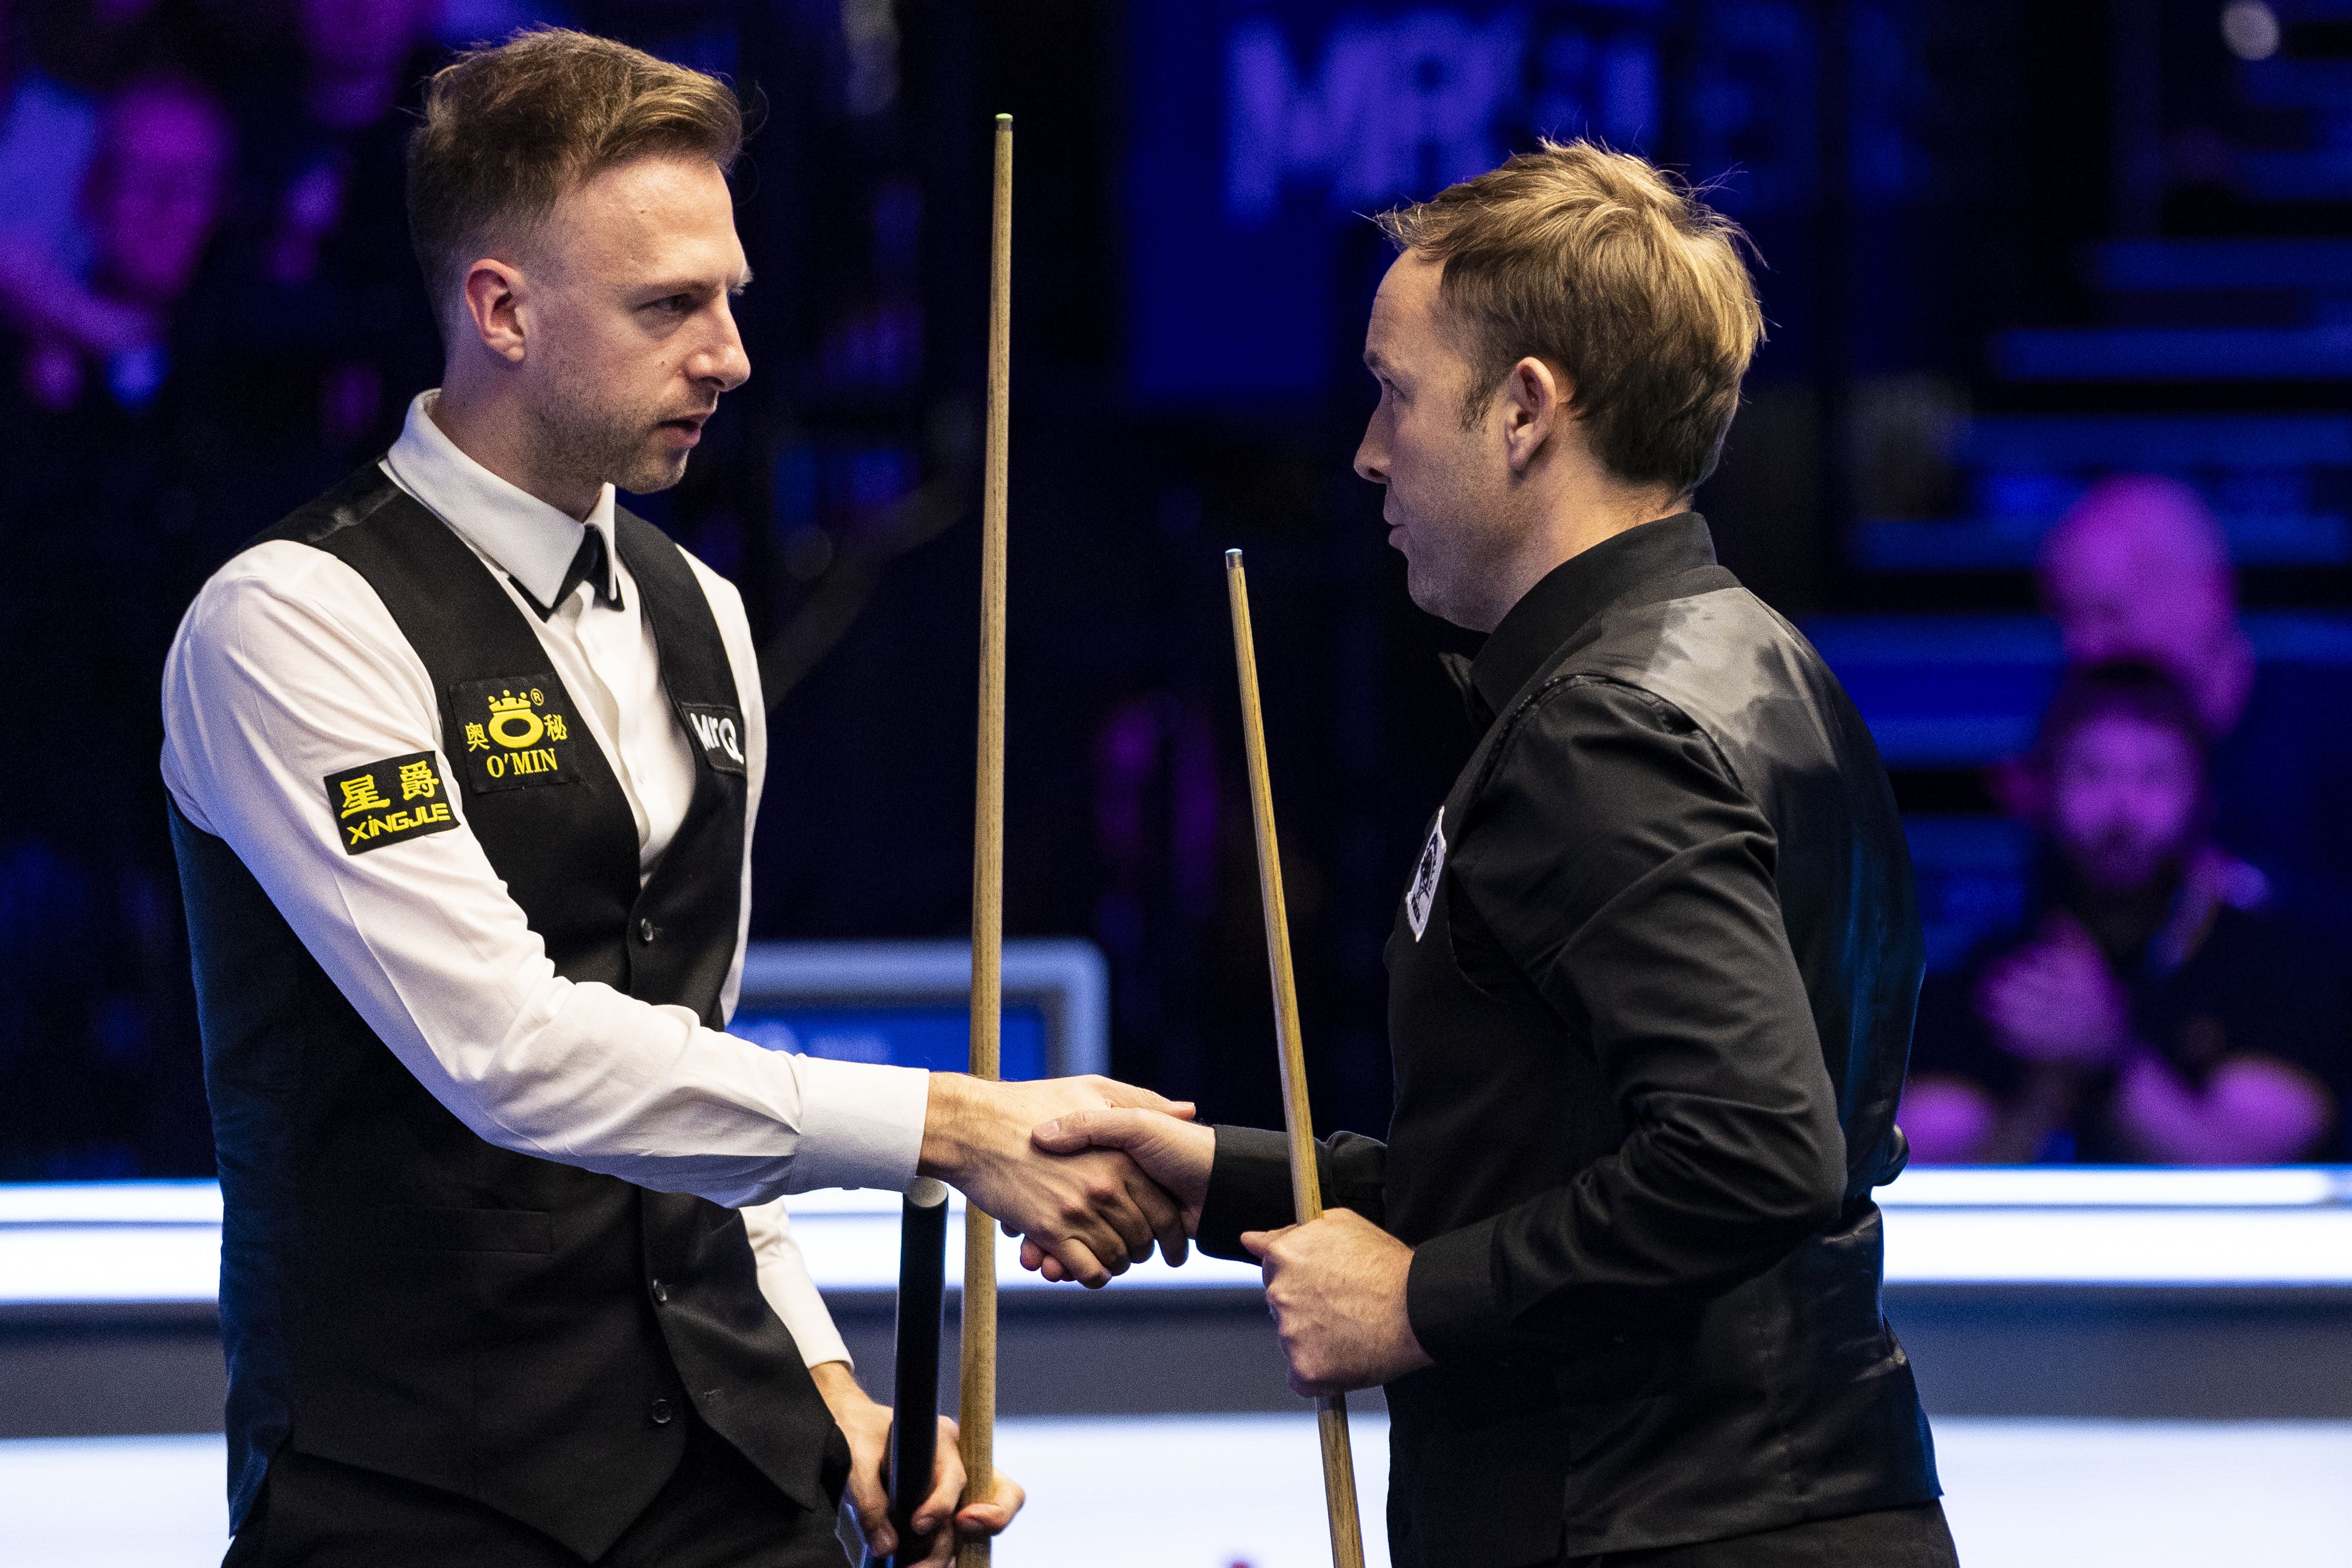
[867, 1073, 1425, 1561]
[916, 1073, 1216, 1287]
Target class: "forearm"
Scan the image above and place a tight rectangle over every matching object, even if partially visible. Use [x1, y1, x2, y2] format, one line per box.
[1407, 1098, 1845, 1362]
[745, 1197, 854, 1368]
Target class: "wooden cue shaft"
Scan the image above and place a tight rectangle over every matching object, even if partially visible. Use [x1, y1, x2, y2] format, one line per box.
[1223, 549, 1368, 1568]
[957, 110, 1013, 1568]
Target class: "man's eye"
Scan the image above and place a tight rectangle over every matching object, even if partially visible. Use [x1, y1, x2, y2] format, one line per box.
[649, 295, 693, 314]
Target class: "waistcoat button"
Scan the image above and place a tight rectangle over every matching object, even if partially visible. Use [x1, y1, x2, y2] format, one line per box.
[637, 917, 659, 943]
[651, 1279, 669, 1304]
[649, 1397, 674, 1426]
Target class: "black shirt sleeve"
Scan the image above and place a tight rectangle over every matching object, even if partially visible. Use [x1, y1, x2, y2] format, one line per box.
[1196, 1125, 1389, 1260]
[1404, 677, 1848, 1362]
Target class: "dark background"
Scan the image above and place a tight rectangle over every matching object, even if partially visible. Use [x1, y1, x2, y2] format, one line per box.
[2, 0, 2344, 1179]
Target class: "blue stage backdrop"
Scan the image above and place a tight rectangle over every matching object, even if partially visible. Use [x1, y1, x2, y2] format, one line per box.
[1126, 3, 1668, 406]
[1119, 2, 1946, 406]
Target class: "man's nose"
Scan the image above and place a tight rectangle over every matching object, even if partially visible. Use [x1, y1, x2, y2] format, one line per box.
[1353, 426, 1386, 485]
[696, 300, 751, 392]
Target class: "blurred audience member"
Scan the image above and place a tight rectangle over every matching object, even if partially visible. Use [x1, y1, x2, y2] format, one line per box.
[2037, 474, 2352, 942]
[1907, 662, 2344, 1164]
[0, 0, 100, 275]
[189, 0, 442, 511]
[1, 69, 229, 409]
[0, 69, 232, 1181]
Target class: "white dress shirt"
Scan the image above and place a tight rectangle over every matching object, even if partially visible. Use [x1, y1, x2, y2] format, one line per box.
[161, 391, 932, 1367]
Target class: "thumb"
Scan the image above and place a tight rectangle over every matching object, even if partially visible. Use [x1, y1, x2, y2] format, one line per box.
[1033, 1106, 1154, 1155]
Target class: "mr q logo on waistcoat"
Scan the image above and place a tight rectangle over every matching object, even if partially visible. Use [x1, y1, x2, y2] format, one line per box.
[677, 702, 748, 776]
[450, 674, 582, 794]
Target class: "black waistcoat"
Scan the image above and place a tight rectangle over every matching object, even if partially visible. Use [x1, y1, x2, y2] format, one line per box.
[169, 463, 840, 1557]
[1379, 572, 1937, 1564]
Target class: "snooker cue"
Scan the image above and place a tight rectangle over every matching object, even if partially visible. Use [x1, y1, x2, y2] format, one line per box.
[1223, 549, 1369, 1568]
[957, 109, 1014, 1568]
[883, 1179, 949, 1567]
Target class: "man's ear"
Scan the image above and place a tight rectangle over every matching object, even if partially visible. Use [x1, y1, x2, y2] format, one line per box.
[1499, 356, 1571, 474]
[461, 257, 528, 363]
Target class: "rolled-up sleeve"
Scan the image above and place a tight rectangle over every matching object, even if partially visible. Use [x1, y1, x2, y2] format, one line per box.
[1404, 677, 1845, 1363]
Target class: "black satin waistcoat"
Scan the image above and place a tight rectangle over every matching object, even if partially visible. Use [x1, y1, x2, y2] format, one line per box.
[1379, 566, 1936, 1564]
[171, 463, 840, 1558]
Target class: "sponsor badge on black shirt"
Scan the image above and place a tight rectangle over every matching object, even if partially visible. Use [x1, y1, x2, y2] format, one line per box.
[451, 674, 582, 793]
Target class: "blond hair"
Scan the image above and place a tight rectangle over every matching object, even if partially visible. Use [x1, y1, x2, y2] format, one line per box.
[407, 28, 744, 333]
[1378, 140, 1764, 497]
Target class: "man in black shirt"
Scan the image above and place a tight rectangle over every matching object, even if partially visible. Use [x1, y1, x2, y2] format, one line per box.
[1032, 142, 1951, 1565]
[1907, 662, 2343, 1164]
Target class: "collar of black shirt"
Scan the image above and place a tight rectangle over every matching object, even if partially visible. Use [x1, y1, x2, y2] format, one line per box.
[1464, 510, 1718, 725]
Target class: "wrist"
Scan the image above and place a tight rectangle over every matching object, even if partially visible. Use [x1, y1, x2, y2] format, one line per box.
[918, 1073, 997, 1187]
[807, 1359, 868, 1413]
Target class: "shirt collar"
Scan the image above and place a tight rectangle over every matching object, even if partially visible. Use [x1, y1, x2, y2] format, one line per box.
[382, 390, 622, 613]
[1467, 511, 1718, 719]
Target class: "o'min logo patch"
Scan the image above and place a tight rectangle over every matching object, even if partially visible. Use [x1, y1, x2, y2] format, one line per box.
[1405, 808, 1446, 941]
[451, 674, 581, 794]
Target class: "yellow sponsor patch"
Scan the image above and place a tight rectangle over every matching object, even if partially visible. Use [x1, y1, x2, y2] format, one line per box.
[451, 674, 581, 794]
[325, 751, 460, 855]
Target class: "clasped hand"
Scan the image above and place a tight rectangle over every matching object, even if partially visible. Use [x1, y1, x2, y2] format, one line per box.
[1015, 1107, 1433, 1394]
[918, 1074, 1198, 1287]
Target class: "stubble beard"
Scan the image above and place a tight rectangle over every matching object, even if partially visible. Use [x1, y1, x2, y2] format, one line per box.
[1397, 480, 1517, 632]
[534, 365, 692, 498]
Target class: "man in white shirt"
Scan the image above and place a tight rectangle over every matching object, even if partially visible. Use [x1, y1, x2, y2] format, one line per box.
[162, 29, 1183, 1568]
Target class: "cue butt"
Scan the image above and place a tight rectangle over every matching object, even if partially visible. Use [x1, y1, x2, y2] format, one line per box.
[883, 1179, 950, 1568]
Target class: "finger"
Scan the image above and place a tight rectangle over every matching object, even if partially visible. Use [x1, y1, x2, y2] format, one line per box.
[909, 1415, 966, 1538]
[955, 1471, 1027, 1535]
[1064, 1157, 1153, 1267]
[1100, 1172, 1158, 1264]
[1045, 1235, 1111, 1288]
[1128, 1169, 1187, 1266]
[843, 1431, 893, 1556]
[1019, 1237, 1045, 1272]
[1239, 1223, 1295, 1260]
[1167, 1101, 1199, 1121]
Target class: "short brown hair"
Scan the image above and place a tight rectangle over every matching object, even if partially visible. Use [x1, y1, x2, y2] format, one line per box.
[408, 28, 744, 331]
[1378, 140, 1764, 497]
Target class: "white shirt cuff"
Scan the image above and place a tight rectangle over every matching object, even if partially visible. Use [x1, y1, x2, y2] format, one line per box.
[785, 1056, 929, 1193]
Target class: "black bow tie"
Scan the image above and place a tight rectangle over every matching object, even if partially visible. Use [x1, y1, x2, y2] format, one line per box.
[514, 527, 624, 620]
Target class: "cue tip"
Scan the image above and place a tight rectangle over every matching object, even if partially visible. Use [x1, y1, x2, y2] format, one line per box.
[1225, 548, 1244, 566]
[996, 113, 1012, 125]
